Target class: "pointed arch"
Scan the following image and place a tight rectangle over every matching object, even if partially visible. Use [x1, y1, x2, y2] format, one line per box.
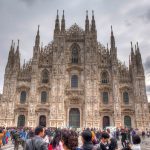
[101, 71, 109, 84]
[71, 43, 80, 64]
[20, 91, 26, 104]
[41, 69, 49, 83]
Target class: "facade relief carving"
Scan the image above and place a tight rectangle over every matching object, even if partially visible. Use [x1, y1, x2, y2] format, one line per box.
[1, 12, 149, 129]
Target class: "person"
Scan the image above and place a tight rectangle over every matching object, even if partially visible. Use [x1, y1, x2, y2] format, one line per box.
[99, 132, 110, 150]
[27, 128, 35, 139]
[49, 129, 63, 150]
[109, 136, 118, 150]
[24, 126, 48, 150]
[147, 130, 150, 138]
[80, 130, 94, 150]
[131, 135, 141, 150]
[141, 131, 145, 141]
[121, 129, 127, 148]
[0, 129, 4, 150]
[116, 128, 120, 141]
[2, 128, 6, 146]
[61, 129, 78, 150]
[5, 129, 10, 144]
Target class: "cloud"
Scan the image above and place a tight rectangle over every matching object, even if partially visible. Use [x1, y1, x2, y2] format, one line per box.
[0, 0, 150, 102]
[147, 85, 150, 92]
[144, 56, 150, 73]
[138, 8, 150, 23]
[19, 0, 37, 6]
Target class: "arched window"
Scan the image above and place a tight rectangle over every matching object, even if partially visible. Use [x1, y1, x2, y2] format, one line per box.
[71, 75, 78, 88]
[41, 91, 47, 103]
[123, 92, 129, 104]
[20, 91, 26, 104]
[102, 92, 109, 104]
[101, 71, 109, 84]
[41, 69, 49, 83]
[72, 47, 78, 64]
[124, 116, 131, 128]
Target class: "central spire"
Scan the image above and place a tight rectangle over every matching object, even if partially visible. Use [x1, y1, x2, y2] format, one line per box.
[35, 25, 40, 47]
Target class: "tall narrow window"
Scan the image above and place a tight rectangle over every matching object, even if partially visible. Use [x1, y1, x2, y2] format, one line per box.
[124, 116, 131, 128]
[101, 71, 109, 84]
[71, 75, 78, 88]
[103, 92, 109, 104]
[20, 91, 26, 104]
[41, 69, 49, 83]
[123, 92, 129, 104]
[72, 47, 78, 64]
[41, 91, 47, 103]
[17, 115, 25, 127]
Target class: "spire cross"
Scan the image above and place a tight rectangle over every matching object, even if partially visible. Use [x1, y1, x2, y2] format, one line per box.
[18, 39, 19, 46]
[92, 10, 94, 16]
[137, 42, 139, 48]
[111, 25, 113, 35]
[57, 9, 59, 19]
[131, 41, 133, 49]
[38, 25, 40, 33]
[107, 43, 109, 50]
[86, 10, 88, 16]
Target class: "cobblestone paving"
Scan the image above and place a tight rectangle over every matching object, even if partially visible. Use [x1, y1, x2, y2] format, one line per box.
[2, 137, 150, 150]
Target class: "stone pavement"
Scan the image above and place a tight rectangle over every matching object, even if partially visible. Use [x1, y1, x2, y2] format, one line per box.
[117, 137, 150, 150]
[2, 137, 150, 150]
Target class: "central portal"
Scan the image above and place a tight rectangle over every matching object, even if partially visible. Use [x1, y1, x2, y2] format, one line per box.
[69, 108, 80, 128]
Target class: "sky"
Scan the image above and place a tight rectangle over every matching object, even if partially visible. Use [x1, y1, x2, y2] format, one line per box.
[0, 0, 150, 101]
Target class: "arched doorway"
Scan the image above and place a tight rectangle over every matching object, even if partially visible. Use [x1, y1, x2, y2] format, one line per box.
[103, 116, 110, 129]
[17, 115, 25, 127]
[39, 115, 46, 127]
[124, 116, 131, 128]
[69, 108, 80, 128]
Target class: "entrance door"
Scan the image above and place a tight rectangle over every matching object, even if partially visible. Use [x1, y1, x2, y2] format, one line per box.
[69, 108, 80, 128]
[124, 116, 131, 128]
[17, 115, 25, 127]
[39, 115, 46, 127]
[103, 116, 110, 129]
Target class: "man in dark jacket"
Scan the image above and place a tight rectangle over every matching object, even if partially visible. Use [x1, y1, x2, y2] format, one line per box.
[99, 132, 110, 150]
[24, 126, 48, 150]
[81, 130, 95, 150]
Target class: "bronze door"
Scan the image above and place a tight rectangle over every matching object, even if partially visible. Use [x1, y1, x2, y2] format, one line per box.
[69, 108, 80, 128]
[103, 116, 110, 129]
[39, 115, 46, 127]
[17, 115, 25, 127]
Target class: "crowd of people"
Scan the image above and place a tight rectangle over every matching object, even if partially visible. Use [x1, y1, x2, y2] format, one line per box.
[0, 126, 149, 150]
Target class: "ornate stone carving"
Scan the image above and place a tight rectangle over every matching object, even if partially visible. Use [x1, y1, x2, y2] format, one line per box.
[1, 17, 149, 129]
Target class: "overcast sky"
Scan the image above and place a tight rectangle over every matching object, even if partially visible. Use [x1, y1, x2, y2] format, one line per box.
[0, 0, 150, 101]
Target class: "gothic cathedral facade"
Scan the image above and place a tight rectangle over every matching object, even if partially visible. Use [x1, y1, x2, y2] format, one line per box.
[0, 11, 149, 129]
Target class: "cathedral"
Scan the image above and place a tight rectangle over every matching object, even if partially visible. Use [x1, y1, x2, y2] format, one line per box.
[0, 11, 149, 129]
